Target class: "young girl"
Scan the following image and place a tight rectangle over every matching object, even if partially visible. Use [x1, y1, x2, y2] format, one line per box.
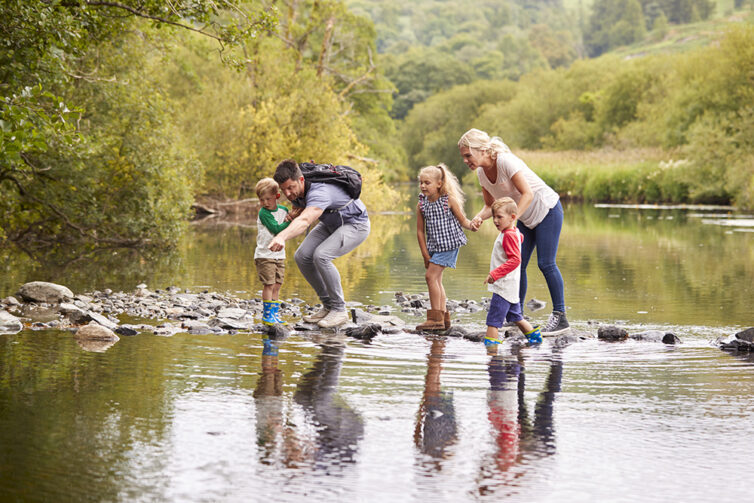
[416, 164, 474, 331]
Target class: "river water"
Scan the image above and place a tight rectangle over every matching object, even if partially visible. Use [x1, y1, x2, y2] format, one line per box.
[1, 197, 753, 502]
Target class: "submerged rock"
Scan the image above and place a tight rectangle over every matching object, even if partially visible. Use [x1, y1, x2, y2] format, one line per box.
[76, 322, 119, 342]
[114, 326, 139, 337]
[18, 281, 73, 304]
[345, 323, 381, 341]
[630, 330, 681, 344]
[598, 325, 628, 341]
[0, 311, 23, 334]
[525, 298, 547, 312]
[553, 333, 583, 348]
[735, 327, 754, 343]
[262, 324, 291, 339]
[351, 308, 405, 332]
[721, 338, 753, 352]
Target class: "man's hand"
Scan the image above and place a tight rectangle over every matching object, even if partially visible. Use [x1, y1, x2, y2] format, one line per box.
[470, 216, 483, 231]
[269, 235, 285, 252]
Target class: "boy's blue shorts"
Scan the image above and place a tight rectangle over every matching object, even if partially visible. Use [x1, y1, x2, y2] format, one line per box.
[486, 293, 523, 328]
[429, 249, 459, 268]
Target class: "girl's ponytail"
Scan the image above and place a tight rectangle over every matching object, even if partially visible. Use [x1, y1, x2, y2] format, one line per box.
[436, 163, 465, 208]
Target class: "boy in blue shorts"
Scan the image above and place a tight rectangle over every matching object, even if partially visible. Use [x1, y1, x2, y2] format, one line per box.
[484, 197, 542, 345]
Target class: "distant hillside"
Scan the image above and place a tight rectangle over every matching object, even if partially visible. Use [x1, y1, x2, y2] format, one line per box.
[611, 10, 752, 58]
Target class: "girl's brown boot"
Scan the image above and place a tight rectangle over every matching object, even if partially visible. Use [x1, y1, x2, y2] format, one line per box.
[416, 309, 445, 331]
[444, 310, 451, 329]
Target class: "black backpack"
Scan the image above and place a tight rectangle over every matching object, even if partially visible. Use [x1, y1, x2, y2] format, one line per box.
[299, 162, 362, 200]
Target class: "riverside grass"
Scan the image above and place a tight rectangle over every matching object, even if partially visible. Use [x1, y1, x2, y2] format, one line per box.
[462, 148, 723, 206]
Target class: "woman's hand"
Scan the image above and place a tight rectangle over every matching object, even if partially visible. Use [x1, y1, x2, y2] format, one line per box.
[423, 255, 430, 269]
[471, 216, 484, 231]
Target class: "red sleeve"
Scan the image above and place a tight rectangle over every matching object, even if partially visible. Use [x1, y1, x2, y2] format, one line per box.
[490, 229, 522, 281]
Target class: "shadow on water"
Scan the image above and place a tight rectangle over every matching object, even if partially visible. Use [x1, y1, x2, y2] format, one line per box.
[477, 344, 563, 496]
[253, 334, 364, 473]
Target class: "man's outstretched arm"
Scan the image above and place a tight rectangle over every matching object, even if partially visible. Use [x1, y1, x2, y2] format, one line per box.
[269, 206, 324, 251]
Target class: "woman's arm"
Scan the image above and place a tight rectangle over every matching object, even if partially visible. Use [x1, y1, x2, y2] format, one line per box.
[449, 196, 473, 230]
[416, 204, 430, 269]
[269, 206, 324, 252]
[471, 187, 495, 230]
[511, 171, 534, 217]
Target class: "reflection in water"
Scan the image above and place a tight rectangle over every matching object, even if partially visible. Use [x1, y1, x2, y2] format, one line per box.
[414, 337, 457, 471]
[478, 344, 562, 495]
[253, 336, 310, 468]
[75, 337, 118, 353]
[293, 339, 364, 470]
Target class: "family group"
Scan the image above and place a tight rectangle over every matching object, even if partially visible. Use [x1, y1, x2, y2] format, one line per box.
[253, 128, 570, 345]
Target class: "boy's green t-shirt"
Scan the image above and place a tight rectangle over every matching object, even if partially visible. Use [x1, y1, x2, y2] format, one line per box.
[259, 204, 290, 235]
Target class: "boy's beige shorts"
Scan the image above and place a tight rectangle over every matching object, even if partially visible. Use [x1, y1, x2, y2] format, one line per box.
[255, 258, 285, 285]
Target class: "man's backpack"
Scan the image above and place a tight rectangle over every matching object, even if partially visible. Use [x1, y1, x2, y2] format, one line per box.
[299, 162, 362, 200]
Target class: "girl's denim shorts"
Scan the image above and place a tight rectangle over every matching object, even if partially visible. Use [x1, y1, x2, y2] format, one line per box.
[429, 248, 459, 268]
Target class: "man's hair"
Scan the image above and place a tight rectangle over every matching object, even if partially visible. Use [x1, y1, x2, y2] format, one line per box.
[491, 196, 518, 216]
[255, 177, 279, 198]
[273, 159, 302, 185]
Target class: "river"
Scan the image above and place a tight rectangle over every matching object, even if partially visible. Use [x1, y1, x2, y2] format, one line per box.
[1, 195, 752, 502]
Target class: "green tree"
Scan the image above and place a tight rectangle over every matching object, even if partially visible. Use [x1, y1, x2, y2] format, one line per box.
[402, 80, 518, 177]
[0, 1, 272, 247]
[585, 0, 647, 56]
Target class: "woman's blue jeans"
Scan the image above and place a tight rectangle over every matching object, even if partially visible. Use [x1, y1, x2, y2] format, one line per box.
[517, 201, 565, 313]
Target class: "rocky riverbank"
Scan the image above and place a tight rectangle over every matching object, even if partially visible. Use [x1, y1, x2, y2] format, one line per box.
[4, 281, 747, 353]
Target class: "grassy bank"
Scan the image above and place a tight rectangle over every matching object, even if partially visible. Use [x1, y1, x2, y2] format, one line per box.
[510, 149, 730, 205]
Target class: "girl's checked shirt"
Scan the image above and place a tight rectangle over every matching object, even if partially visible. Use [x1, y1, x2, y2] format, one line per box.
[419, 193, 468, 253]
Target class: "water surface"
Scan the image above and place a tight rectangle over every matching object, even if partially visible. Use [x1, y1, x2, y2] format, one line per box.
[1, 198, 753, 502]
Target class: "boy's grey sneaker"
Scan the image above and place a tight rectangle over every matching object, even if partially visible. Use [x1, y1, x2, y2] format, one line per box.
[541, 311, 570, 336]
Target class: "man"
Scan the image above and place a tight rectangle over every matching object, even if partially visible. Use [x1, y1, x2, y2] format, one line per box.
[269, 159, 370, 328]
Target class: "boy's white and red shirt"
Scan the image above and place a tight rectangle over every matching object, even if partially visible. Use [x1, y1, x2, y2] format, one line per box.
[488, 227, 523, 304]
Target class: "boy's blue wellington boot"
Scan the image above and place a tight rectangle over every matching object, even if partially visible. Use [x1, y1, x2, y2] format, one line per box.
[484, 335, 503, 346]
[262, 300, 275, 326]
[524, 325, 542, 344]
[270, 301, 287, 326]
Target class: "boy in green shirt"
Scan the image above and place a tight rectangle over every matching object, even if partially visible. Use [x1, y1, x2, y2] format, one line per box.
[254, 178, 290, 325]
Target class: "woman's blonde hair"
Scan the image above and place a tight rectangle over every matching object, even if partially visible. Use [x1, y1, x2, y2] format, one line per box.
[457, 128, 511, 159]
[419, 163, 466, 207]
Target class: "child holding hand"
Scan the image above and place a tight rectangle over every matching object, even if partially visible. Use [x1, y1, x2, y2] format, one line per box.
[254, 178, 290, 325]
[416, 164, 474, 331]
[484, 197, 542, 345]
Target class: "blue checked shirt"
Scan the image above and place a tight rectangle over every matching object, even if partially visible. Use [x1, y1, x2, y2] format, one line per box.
[419, 194, 468, 253]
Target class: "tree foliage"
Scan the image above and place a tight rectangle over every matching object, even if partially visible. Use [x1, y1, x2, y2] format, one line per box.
[348, 0, 581, 118]
[0, 0, 273, 247]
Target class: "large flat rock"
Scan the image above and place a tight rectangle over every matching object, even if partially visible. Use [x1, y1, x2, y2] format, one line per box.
[18, 281, 74, 304]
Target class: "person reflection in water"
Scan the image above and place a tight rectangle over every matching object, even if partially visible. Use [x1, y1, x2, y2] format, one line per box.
[294, 339, 364, 469]
[414, 337, 458, 470]
[479, 344, 562, 493]
[253, 336, 309, 467]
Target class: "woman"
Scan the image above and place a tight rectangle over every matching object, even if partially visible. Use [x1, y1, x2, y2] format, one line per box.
[458, 128, 569, 335]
